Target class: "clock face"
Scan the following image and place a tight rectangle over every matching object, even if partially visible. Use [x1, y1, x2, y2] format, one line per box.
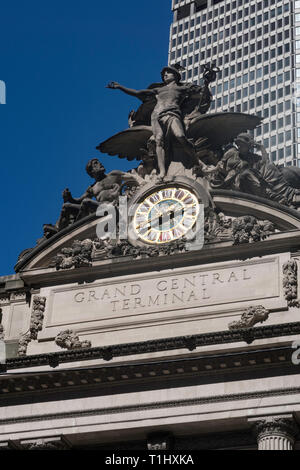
[133, 186, 200, 244]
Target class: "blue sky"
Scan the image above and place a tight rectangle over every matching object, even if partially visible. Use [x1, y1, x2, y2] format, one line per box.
[0, 0, 172, 275]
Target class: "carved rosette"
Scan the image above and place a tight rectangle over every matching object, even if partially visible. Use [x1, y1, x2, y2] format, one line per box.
[228, 305, 269, 330]
[251, 416, 298, 450]
[55, 330, 91, 350]
[283, 260, 300, 307]
[18, 296, 46, 356]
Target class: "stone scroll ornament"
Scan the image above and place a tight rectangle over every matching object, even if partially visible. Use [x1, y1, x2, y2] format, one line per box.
[228, 305, 269, 330]
[55, 330, 91, 350]
[282, 260, 300, 308]
[18, 296, 46, 357]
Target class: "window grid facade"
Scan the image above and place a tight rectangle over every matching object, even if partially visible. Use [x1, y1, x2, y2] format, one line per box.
[169, 0, 299, 167]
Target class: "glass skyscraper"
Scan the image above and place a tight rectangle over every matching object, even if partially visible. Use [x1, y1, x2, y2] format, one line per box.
[169, 0, 300, 167]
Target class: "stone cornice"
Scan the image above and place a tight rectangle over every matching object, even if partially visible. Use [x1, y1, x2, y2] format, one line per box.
[0, 344, 297, 403]
[2, 321, 300, 371]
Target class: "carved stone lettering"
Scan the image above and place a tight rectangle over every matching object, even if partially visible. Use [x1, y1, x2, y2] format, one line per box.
[46, 258, 280, 328]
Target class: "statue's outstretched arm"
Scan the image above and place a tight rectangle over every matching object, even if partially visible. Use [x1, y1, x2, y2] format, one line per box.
[108, 170, 139, 184]
[107, 82, 155, 101]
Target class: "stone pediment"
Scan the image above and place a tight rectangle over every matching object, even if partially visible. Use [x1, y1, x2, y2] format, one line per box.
[15, 189, 300, 279]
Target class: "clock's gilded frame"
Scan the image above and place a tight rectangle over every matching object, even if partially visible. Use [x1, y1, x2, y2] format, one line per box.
[127, 176, 213, 248]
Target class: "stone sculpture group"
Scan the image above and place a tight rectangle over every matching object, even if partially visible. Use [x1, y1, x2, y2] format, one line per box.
[18, 63, 300, 254]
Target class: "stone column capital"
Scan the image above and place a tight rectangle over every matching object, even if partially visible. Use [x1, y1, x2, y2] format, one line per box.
[249, 414, 298, 440]
[248, 414, 299, 450]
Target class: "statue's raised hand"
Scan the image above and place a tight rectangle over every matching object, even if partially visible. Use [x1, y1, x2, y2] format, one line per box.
[63, 188, 72, 202]
[106, 81, 120, 90]
[254, 142, 263, 150]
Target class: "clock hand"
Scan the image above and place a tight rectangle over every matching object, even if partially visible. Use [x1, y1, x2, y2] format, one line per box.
[153, 205, 162, 216]
[136, 212, 164, 230]
[140, 208, 184, 232]
[137, 202, 187, 232]
[164, 205, 184, 219]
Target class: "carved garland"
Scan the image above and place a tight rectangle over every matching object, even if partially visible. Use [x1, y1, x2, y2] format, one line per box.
[52, 239, 93, 270]
[49, 214, 276, 270]
[99, 238, 188, 259]
[282, 260, 300, 308]
[231, 216, 275, 245]
[18, 296, 46, 357]
[22, 438, 70, 450]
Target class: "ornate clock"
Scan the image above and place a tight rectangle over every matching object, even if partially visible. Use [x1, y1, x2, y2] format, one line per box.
[131, 185, 200, 245]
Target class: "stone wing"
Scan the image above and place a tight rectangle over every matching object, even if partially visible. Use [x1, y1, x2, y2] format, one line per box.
[97, 126, 153, 161]
[187, 113, 262, 149]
